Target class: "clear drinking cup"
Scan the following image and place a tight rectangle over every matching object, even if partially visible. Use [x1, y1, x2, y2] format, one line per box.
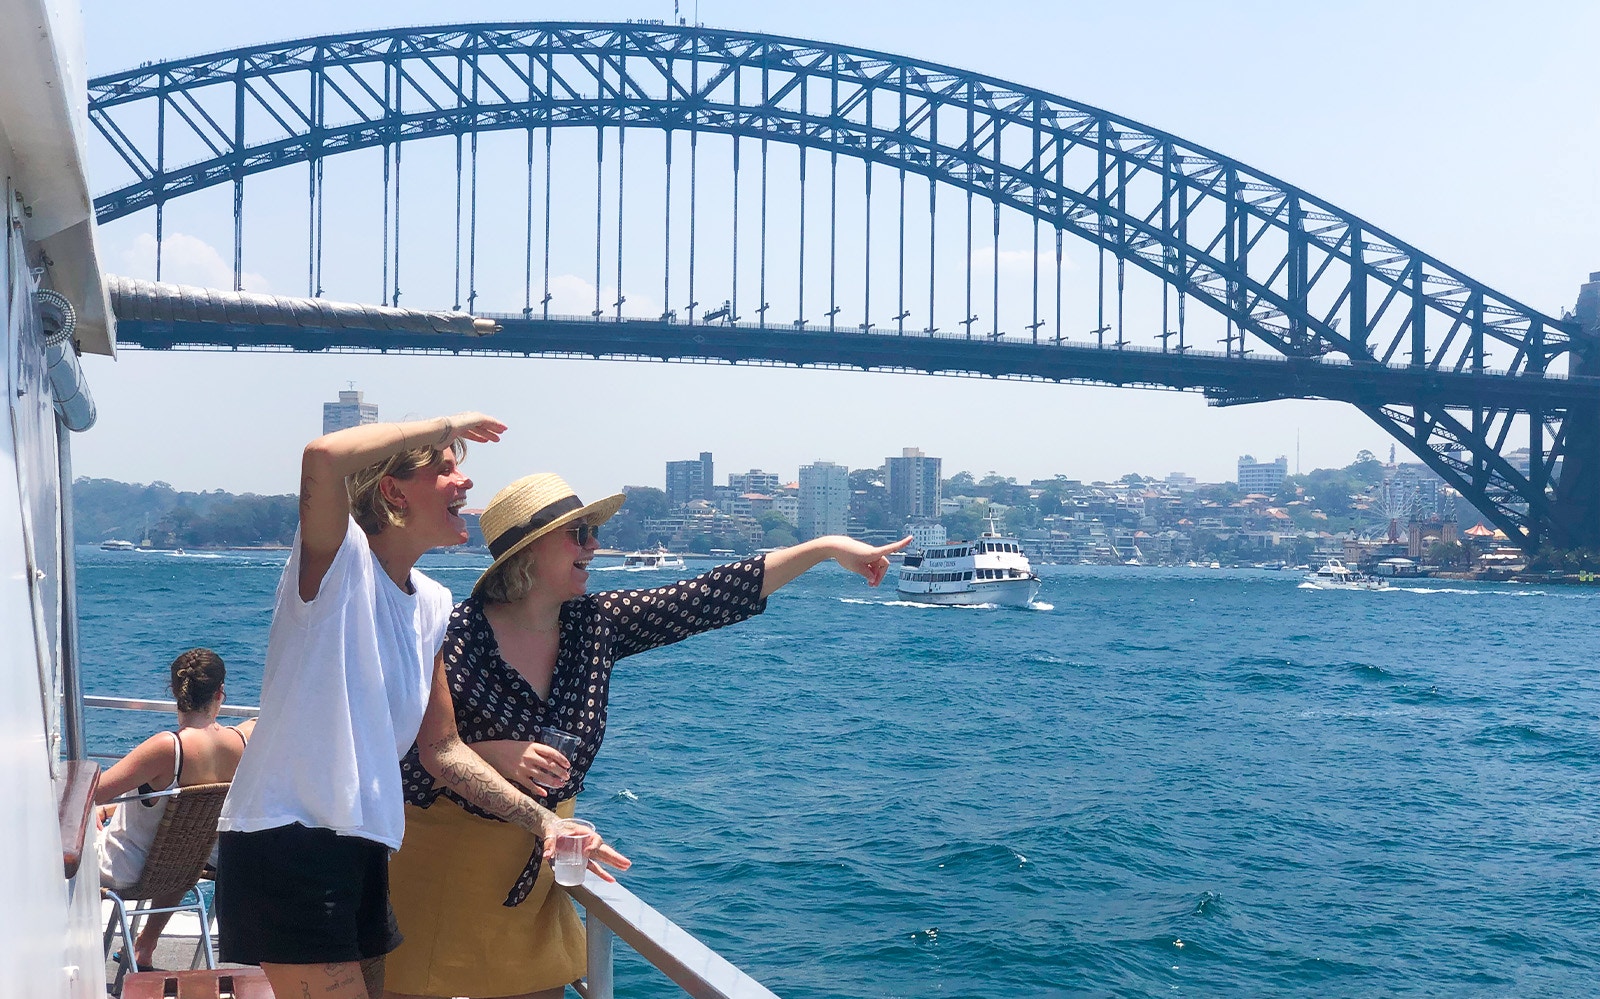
[534, 727, 581, 788]
[552, 817, 596, 887]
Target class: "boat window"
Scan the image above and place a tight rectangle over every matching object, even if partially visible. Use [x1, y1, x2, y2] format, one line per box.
[964, 571, 973, 580]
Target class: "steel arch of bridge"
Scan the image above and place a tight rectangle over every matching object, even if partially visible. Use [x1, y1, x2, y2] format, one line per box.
[86, 22, 1600, 551]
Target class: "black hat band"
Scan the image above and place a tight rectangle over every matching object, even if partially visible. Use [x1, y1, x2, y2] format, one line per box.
[488, 495, 585, 560]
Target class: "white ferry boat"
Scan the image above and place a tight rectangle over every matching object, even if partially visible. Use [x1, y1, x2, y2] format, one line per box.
[622, 546, 687, 570]
[99, 539, 135, 551]
[897, 519, 1040, 606]
[1303, 558, 1389, 590]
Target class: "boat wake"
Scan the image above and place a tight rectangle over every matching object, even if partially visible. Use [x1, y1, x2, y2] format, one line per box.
[1388, 586, 1550, 597]
[838, 597, 1053, 611]
[837, 597, 1000, 610]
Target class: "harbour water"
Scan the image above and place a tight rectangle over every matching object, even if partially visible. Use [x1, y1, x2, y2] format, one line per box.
[81, 548, 1600, 996]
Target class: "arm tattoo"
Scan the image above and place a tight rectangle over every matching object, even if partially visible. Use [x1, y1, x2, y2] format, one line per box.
[426, 730, 558, 838]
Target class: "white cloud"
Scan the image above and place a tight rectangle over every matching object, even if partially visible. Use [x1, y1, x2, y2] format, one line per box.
[118, 232, 272, 293]
[971, 245, 1080, 273]
[545, 273, 664, 320]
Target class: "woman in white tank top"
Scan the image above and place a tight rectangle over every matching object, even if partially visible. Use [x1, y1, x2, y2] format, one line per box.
[95, 648, 254, 971]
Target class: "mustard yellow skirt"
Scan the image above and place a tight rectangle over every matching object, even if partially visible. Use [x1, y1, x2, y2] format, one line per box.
[387, 797, 585, 997]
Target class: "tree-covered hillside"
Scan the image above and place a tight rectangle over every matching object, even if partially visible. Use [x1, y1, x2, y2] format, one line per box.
[74, 478, 297, 548]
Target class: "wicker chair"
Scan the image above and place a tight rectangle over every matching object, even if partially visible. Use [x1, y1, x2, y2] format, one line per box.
[101, 781, 230, 996]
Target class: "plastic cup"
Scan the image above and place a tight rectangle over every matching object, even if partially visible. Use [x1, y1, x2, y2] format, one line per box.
[534, 727, 580, 788]
[552, 817, 596, 887]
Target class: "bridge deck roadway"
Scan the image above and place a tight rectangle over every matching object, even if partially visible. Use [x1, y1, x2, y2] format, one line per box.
[112, 314, 1600, 411]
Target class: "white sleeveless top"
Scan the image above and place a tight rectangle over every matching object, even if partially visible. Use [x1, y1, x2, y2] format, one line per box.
[218, 517, 451, 850]
[97, 732, 182, 890]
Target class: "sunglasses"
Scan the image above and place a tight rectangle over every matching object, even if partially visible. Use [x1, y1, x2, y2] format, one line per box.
[565, 521, 600, 545]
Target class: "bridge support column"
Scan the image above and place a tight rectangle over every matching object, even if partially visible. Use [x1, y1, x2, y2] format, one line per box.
[1552, 272, 1600, 551]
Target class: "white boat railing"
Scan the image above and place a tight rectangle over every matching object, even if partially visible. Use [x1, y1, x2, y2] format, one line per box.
[84, 697, 782, 999]
[84, 694, 260, 718]
[566, 875, 780, 999]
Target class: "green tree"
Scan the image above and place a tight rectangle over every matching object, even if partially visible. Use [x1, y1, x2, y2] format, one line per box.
[1347, 450, 1386, 485]
[1195, 482, 1241, 505]
[940, 503, 986, 542]
[943, 470, 976, 493]
[1427, 540, 1469, 569]
[757, 511, 799, 548]
[606, 487, 671, 550]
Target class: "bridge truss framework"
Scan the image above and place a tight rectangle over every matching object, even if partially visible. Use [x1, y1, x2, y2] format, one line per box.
[85, 22, 1600, 552]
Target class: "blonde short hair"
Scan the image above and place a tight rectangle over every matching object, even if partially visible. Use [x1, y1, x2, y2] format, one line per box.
[478, 545, 539, 604]
[348, 440, 466, 536]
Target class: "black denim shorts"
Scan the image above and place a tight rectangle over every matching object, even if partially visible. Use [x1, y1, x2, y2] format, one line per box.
[215, 824, 401, 965]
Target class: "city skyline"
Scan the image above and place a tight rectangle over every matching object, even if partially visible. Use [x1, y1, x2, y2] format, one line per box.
[69, 2, 1599, 502]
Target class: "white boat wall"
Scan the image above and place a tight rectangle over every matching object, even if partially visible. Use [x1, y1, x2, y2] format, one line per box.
[0, 0, 113, 995]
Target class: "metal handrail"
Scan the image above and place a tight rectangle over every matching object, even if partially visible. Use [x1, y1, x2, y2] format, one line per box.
[566, 875, 781, 999]
[84, 694, 259, 718]
[84, 697, 782, 998]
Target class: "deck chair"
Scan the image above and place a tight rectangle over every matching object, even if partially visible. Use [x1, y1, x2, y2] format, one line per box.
[101, 781, 230, 996]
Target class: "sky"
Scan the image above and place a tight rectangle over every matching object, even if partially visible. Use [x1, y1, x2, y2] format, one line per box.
[71, 1, 1600, 502]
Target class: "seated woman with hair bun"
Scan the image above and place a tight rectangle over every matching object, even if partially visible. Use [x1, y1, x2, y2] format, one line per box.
[94, 647, 256, 971]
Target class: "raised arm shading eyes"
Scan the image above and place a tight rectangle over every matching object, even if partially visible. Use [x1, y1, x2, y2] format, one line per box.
[296, 412, 505, 601]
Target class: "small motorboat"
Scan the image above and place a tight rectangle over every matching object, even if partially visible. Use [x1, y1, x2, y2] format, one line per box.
[1303, 558, 1388, 590]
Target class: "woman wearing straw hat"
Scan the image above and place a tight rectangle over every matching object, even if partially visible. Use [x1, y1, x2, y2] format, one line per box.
[215, 415, 613, 999]
[384, 473, 909, 999]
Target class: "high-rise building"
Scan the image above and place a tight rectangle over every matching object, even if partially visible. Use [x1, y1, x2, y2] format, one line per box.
[772, 494, 800, 527]
[727, 469, 781, 495]
[1236, 455, 1288, 494]
[322, 388, 378, 434]
[798, 461, 850, 540]
[885, 447, 942, 520]
[665, 451, 715, 508]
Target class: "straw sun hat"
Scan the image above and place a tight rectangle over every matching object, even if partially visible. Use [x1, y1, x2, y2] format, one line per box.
[474, 473, 625, 594]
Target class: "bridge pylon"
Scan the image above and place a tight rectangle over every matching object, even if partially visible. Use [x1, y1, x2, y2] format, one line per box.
[1552, 273, 1600, 553]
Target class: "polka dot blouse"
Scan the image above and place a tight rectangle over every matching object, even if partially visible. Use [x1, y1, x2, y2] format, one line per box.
[400, 556, 768, 905]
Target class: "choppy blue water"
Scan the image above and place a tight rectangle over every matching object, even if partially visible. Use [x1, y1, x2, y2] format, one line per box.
[81, 548, 1600, 997]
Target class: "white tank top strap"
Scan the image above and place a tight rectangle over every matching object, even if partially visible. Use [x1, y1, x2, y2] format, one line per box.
[166, 729, 184, 790]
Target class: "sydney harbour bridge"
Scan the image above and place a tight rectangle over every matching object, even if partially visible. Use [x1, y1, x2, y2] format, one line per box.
[85, 21, 1600, 554]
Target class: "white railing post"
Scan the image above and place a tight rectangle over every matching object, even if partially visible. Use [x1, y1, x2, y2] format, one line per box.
[585, 912, 615, 999]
